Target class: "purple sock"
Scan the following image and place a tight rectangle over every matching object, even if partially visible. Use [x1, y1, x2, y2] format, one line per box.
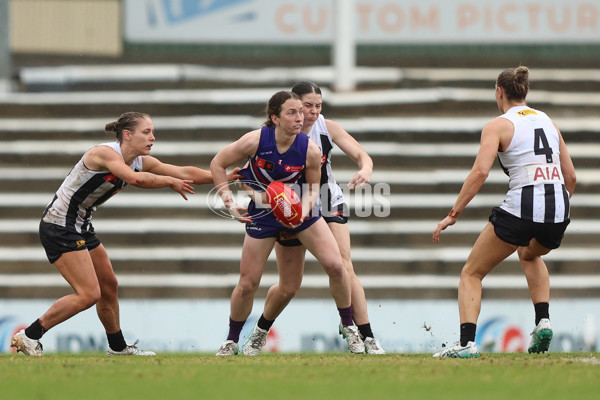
[226, 318, 246, 343]
[337, 306, 354, 327]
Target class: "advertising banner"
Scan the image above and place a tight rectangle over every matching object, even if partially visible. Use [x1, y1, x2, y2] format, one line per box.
[1, 298, 597, 354]
[125, 0, 600, 44]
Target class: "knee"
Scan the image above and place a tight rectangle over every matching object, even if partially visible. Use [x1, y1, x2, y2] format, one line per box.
[517, 247, 536, 262]
[80, 287, 102, 309]
[460, 265, 484, 282]
[99, 275, 119, 299]
[278, 282, 300, 300]
[323, 259, 345, 280]
[236, 277, 260, 297]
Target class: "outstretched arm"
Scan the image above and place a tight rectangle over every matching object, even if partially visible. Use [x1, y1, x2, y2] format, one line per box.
[142, 157, 243, 185]
[433, 118, 508, 243]
[554, 122, 576, 197]
[84, 145, 195, 200]
[326, 119, 372, 188]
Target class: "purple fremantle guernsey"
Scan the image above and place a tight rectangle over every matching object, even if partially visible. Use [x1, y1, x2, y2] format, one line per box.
[239, 126, 321, 238]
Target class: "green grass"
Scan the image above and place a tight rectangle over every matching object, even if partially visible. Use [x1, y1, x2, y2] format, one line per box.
[1, 353, 599, 400]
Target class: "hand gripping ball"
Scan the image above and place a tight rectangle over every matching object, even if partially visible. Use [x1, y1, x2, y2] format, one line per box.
[266, 181, 302, 225]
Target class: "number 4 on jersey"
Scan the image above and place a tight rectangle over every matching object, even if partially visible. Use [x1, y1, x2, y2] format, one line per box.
[534, 128, 553, 163]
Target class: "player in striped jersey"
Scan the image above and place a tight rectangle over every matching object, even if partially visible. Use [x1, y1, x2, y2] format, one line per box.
[11, 112, 239, 357]
[432, 67, 576, 358]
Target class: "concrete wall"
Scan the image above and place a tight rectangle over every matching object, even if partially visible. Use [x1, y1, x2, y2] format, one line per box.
[9, 0, 121, 56]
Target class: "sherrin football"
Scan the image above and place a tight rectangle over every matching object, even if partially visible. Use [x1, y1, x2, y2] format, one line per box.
[266, 181, 302, 225]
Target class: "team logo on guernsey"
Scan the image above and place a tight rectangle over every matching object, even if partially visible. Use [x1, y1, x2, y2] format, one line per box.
[517, 109, 537, 117]
[321, 155, 327, 165]
[284, 165, 303, 173]
[255, 157, 274, 171]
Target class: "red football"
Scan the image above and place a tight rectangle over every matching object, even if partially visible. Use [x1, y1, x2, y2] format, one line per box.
[266, 181, 302, 225]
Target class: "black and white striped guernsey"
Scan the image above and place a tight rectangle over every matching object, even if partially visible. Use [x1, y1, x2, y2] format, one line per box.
[42, 141, 143, 233]
[497, 106, 569, 223]
[306, 115, 345, 212]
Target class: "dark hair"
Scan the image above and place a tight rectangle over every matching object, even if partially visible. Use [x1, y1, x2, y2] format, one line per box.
[497, 66, 529, 101]
[291, 81, 322, 98]
[263, 91, 300, 128]
[105, 112, 150, 142]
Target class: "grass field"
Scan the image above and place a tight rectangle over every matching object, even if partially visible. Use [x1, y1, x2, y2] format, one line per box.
[1, 352, 600, 400]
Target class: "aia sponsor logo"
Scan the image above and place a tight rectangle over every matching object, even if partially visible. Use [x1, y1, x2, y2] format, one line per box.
[533, 166, 561, 181]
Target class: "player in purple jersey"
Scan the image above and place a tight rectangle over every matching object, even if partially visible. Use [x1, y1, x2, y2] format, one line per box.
[432, 67, 576, 358]
[210, 91, 364, 356]
[11, 112, 240, 357]
[253, 82, 384, 354]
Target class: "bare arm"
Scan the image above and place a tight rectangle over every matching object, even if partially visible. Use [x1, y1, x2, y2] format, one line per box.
[302, 140, 322, 219]
[433, 117, 509, 243]
[554, 122, 576, 197]
[142, 156, 213, 184]
[209, 130, 260, 222]
[84, 146, 194, 200]
[326, 119, 373, 188]
[143, 157, 243, 185]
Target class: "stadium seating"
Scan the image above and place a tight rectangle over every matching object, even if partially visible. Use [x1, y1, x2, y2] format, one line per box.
[1, 64, 599, 300]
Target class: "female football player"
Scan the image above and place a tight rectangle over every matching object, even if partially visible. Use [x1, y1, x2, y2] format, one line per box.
[432, 66, 576, 358]
[11, 112, 240, 356]
[256, 81, 384, 354]
[210, 91, 364, 356]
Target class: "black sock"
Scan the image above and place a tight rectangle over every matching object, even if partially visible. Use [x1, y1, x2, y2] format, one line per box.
[357, 323, 374, 339]
[107, 330, 127, 351]
[460, 323, 476, 347]
[257, 314, 274, 331]
[534, 302, 550, 325]
[25, 319, 46, 340]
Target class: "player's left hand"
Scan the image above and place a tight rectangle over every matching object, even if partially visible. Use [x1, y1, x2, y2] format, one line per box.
[171, 179, 195, 200]
[277, 215, 306, 229]
[227, 167, 243, 182]
[433, 216, 457, 243]
[348, 170, 371, 189]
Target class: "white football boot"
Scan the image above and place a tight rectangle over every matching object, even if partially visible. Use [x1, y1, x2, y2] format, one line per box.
[433, 341, 480, 358]
[339, 324, 366, 354]
[216, 340, 239, 356]
[528, 318, 553, 354]
[363, 337, 386, 355]
[242, 324, 269, 356]
[11, 329, 43, 356]
[106, 340, 156, 356]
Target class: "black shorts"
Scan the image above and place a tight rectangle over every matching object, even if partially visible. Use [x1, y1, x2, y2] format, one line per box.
[489, 207, 569, 250]
[39, 220, 102, 264]
[276, 203, 348, 247]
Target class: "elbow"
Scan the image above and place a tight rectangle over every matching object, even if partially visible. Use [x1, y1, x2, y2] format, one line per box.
[565, 173, 576, 191]
[209, 158, 221, 174]
[473, 169, 489, 183]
